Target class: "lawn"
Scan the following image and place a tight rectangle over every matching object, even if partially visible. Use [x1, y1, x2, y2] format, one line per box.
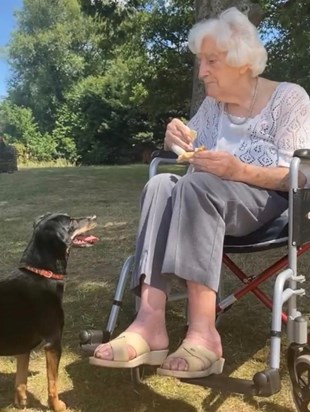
[0, 164, 307, 412]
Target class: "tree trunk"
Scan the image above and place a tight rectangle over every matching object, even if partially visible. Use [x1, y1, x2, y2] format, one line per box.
[190, 0, 263, 117]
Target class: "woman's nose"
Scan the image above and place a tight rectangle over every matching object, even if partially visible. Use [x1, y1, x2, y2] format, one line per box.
[198, 60, 209, 79]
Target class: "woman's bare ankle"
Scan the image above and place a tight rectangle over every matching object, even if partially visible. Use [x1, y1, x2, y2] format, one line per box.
[185, 328, 222, 358]
[126, 319, 169, 351]
[130, 307, 168, 344]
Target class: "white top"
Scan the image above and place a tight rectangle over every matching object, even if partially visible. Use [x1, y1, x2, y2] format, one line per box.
[215, 113, 248, 153]
[188, 82, 310, 169]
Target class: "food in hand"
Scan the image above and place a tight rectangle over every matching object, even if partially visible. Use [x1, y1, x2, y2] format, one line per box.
[171, 129, 197, 156]
[189, 129, 197, 141]
[177, 145, 205, 163]
[171, 143, 186, 156]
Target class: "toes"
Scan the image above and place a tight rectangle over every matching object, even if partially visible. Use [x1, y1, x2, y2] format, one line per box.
[94, 344, 113, 360]
[162, 357, 188, 371]
[94, 343, 136, 361]
[127, 345, 137, 360]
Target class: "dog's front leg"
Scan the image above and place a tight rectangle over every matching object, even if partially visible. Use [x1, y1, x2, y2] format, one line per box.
[45, 342, 66, 411]
[14, 353, 30, 408]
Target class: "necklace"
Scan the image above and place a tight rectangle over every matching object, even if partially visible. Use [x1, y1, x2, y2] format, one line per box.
[225, 77, 259, 126]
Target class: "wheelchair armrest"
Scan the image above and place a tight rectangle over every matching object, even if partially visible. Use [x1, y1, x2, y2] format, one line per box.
[293, 149, 310, 162]
[151, 149, 178, 160]
[290, 149, 310, 191]
[149, 150, 178, 179]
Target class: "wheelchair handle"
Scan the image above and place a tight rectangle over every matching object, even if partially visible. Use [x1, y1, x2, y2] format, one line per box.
[293, 149, 310, 162]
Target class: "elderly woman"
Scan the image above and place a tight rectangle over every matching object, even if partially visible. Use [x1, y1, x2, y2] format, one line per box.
[90, 7, 310, 378]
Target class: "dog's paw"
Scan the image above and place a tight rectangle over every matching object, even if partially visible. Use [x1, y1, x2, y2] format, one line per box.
[14, 385, 28, 409]
[48, 398, 67, 411]
[14, 399, 27, 409]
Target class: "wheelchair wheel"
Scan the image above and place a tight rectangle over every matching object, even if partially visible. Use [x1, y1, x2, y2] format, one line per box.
[291, 354, 310, 412]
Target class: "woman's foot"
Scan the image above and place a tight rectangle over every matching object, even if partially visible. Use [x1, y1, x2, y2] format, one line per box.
[157, 338, 225, 378]
[94, 316, 169, 361]
[94, 283, 169, 362]
[160, 327, 222, 372]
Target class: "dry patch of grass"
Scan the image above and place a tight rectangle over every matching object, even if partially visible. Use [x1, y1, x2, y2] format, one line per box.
[0, 165, 308, 411]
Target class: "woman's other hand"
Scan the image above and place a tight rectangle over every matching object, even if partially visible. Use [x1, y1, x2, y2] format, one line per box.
[164, 118, 195, 152]
[190, 150, 244, 181]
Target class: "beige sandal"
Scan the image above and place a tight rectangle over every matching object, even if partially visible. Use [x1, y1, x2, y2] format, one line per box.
[157, 341, 225, 378]
[89, 331, 168, 368]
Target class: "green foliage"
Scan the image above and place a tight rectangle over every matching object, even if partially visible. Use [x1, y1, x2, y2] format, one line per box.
[12, 142, 28, 163]
[8, 0, 106, 132]
[261, 0, 310, 92]
[0, 101, 56, 161]
[1, 0, 309, 165]
[137, 1, 194, 116]
[54, 75, 133, 164]
[52, 112, 78, 163]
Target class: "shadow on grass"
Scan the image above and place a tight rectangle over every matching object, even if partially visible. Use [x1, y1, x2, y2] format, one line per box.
[64, 358, 196, 412]
[201, 392, 294, 412]
[61, 282, 290, 412]
[0, 371, 47, 411]
[60, 248, 297, 412]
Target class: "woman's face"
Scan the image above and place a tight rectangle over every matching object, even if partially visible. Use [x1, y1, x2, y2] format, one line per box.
[197, 36, 244, 100]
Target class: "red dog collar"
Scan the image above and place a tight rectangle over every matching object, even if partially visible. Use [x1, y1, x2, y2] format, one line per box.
[22, 265, 64, 280]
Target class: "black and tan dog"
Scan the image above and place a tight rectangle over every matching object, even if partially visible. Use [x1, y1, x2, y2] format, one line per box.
[0, 213, 98, 411]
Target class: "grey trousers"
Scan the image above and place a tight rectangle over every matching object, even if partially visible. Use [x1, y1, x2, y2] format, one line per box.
[131, 172, 288, 295]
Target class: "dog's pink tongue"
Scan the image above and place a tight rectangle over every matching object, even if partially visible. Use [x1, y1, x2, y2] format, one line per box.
[73, 235, 99, 247]
[83, 235, 99, 244]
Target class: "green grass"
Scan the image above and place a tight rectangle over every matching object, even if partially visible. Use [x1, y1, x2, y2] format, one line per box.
[0, 165, 307, 411]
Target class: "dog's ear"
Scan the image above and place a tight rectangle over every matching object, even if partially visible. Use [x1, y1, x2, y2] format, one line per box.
[33, 213, 53, 228]
[35, 221, 72, 251]
[33, 213, 70, 229]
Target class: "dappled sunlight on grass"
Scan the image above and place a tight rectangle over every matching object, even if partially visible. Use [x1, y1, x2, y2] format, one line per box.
[0, 165, 306, 411]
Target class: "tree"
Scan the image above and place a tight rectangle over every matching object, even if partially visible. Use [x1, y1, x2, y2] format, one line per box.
[7, 0, 106, 133]
[6, 0, 195, 162]
[262, 0, 310, 93]
[0, 100, 56, 161]
[2, 0, 309, 165]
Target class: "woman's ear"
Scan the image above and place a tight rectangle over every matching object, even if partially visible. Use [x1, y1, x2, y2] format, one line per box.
[239, 64, 251, 75]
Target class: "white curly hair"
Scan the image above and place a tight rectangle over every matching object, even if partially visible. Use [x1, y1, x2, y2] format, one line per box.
[188, 7, 267, 77]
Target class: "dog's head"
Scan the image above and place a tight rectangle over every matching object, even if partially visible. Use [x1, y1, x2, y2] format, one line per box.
[20, 213, 98, 275]
[33, 213, 98, 248]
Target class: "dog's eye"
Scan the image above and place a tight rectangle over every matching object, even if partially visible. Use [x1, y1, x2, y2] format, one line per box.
[70, 220, 79, 230]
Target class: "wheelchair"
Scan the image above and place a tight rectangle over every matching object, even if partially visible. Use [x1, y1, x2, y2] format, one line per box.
[80, 149, 310, 412]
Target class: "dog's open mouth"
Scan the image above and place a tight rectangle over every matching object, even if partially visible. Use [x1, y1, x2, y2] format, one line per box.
[73, 234, 99, 247]
[71, 216, 99, 247]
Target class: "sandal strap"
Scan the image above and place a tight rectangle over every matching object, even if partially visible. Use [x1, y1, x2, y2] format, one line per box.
[110, 332, 150, 362]
[167, 341, 219, 371]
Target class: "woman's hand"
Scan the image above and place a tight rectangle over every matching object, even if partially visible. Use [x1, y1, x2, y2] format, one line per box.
[190, 150, 245, 181]
[190, 149, 295, 191]
[164, 118, 195, 152]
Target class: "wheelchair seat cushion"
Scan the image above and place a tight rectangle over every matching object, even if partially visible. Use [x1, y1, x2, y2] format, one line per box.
[224, 211, 288, 253]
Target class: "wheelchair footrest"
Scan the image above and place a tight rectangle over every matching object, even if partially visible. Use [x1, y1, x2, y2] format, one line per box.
[80, 343, 98, 356]
[79, 329, 112, 355]
[181, 368, 281, 396]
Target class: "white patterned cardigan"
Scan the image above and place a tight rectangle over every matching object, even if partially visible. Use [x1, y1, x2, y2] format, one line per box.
[188, 82, 310, 169]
